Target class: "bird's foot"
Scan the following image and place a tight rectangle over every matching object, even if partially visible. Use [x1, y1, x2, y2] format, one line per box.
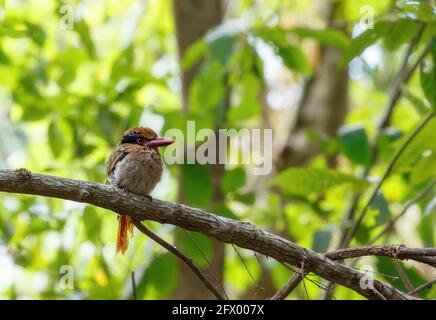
[144, 195, 153, 201]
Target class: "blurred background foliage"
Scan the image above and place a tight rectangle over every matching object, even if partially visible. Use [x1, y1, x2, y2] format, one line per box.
[0, 0, 435, 299]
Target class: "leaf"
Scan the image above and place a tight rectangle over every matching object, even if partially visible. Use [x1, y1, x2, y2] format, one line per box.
[292, 27, 350, 50]
[410, 152, 436, 186]
[256, 28, 310, 74]
[340, 20, 391, 66]
[419, 213, 434, 247]
[376, 257, 425, 293]
[221, 167, 246, 194]
[189, 61, 225, 112]
[74, 19, 96, 59]
[383, 19, 419, 51]
[24, 22, 46, 47]
[182, 40, 207, 70]
[82, 206, 101, 244]
[175, 231, 212, 267]
[271, 167, 367, 196]
[402, 87, 431, 115]
[395, 117, 436, 172]
[206, 34, 237, 67]
[228, 73, 261, 121]
[420, 37, 436, 110]
[234, 192, 255, 205]
[338, 124, 371, 166]
[215, 204, 239, 220]
[181, 163, 213, 207]
[48, 121, 65, 158]
[423, 197, 436, 219]
[371, 191, 390, 227]
[397, 0, 436, 22]
[312, 229, 332, 253]
[136, 253, 178, 299]
[276, 44, 310, 74]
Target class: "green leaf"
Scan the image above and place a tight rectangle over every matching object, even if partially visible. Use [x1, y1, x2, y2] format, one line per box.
[402, 87, 431, 115]
[276, 44, 310, 74]
[397, 0, 436, 23]
[207, 34, 237, 67]
[175, 231, 212, 267]
[181, 164, 213, 207]
[376, 257, 425, 293]
[48, 120, 65, 158]
[420, 37, 436, 110]
[371, 191, 390, 227]
[234, 192, 255, 205]
[312, 229, 332, 253]
[338, 124, 371, 166]
[221, 167, 246, 194]
[74, 19, 96, 59]
[189, 61, 225, 112]
[292, 27, 350, 50]
[182, 40, 207, 70]
[25, 22, 46, 47]
[82, 206, 101, 244]
[271, 167, 367, 196]
[410, 152, 436, 186]
[256, 28, 310, 74]
[340, 20, 391, 66]
[383, 19, 419, 51]
[423, 197, 436, 219]
[395, 117, 436, 172]
[136, 253, 178, 299]
[215, 204, 239, 220]
[228, 73, 261, 121]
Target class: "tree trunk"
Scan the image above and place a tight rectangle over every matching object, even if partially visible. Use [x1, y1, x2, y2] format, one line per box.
[171, 0, 225, 299]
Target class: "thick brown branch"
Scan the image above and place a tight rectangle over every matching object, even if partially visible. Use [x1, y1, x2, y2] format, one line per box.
[0, 169, 418, 300]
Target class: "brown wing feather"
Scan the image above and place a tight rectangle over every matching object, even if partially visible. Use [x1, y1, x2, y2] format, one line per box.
[105, 149, 127, 177]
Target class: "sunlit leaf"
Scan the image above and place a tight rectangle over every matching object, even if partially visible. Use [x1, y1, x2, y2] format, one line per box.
[292, 27, 350, 50]
[271, 167, 368, 196]
[340, 20, 391, 66]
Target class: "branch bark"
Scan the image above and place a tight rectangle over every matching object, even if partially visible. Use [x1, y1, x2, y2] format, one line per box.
[0, 169, 421, 300]
[326, 245, 436, 268]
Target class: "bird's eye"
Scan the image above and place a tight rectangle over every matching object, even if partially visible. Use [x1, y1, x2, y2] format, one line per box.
[136, 138, 144, 145]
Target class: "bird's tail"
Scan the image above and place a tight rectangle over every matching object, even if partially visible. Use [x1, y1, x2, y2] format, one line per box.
[116, 215, 134, 254]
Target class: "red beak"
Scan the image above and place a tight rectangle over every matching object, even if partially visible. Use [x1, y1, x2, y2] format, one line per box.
[146, 137, 174, 148]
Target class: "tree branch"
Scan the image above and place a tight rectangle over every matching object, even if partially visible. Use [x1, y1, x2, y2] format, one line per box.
[343, 111, 435, 246]
[0, 168, 419, 300]
[408, 279, 436, 297]
[326, 245, 436, 268]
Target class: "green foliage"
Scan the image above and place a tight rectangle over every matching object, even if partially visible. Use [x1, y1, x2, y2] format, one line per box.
[420, 37, 436, 110]
[0, 0, 435, 301]
[181, 164, 213, 207]
[338, 124, 371, 166]
[292, 27, 350, 50]
[271, 167, 368, 196]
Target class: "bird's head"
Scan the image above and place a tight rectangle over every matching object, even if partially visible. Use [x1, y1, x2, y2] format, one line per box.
[120, 127, 174, 148]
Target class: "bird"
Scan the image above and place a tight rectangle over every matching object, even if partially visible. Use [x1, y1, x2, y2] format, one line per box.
[105, 127, 174, 254]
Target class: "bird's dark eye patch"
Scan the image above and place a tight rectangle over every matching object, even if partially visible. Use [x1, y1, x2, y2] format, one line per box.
[121, 133, 140, 144]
